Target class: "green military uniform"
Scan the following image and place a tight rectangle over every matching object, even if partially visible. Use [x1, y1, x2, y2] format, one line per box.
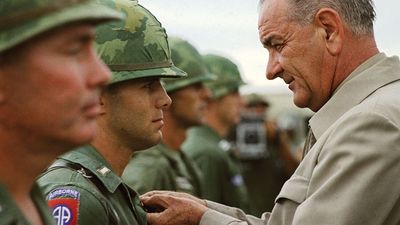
[240, 154, 288, 215]
[123, 144, 203, 196]
[122, 37, 215, 197]
[182, 54, 249, 211]
[37, 146, 147, 225]
[36, 1, 185, 225]
[0, 184, 54, 225]
[183, 125, 250, 211]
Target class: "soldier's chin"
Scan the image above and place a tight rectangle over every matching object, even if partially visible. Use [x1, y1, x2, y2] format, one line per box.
[71, 126, 97, 146]
[54, 132, 96, 156]
[136, 133, 163, 151]
[155, 131, 163, 145]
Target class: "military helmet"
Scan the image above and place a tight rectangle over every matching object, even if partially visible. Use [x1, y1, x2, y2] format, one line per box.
[163, 37, 215, 92]
[0, 0, 122, 53]
[245, 93, 270, 107]
[202, 54, 246, 99]
[95, 0, 186, 85]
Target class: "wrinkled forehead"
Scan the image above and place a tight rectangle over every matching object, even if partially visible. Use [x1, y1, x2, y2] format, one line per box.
[258, 0, 290, 28]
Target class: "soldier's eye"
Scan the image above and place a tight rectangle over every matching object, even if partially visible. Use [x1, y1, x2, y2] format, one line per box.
[67, 47, 82, 55]
[143, 80, 156, 89]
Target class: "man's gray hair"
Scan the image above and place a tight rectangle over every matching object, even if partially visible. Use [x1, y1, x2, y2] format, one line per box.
[259, 0, 376, 36]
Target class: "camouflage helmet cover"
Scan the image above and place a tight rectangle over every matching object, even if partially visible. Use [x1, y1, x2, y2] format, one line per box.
[163, 36, 215, 92]
[0, 0, 123, 52]
[203, 54, 246, 99]
[245, 93, 270, 107]
[95, 0, 186, 85]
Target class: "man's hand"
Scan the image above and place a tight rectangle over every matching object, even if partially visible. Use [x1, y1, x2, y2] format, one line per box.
[141, 190, 207, 206]
[141, 191, 207, 225]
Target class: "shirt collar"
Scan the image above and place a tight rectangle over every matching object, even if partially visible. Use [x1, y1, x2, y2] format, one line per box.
[60, 145, 122, 193]
[310, 53, 400, 139]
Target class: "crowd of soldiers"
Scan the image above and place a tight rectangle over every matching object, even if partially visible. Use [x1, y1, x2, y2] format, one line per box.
[1, 0, 400, 225]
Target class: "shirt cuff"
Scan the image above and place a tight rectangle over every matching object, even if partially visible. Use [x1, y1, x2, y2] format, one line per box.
[200, 209, 244, 225]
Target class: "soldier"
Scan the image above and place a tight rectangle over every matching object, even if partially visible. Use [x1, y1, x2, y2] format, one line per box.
[122, 37, 214, 197]
[0, 0, 121, 224]
[36, 1, 186, 225]
[182, 54, 250, 212]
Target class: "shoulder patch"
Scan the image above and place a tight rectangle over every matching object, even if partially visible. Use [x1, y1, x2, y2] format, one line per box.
[47, 188, 80, 225]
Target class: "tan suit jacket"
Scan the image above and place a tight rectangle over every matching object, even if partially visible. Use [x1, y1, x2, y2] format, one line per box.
[201, 53, 400, 225]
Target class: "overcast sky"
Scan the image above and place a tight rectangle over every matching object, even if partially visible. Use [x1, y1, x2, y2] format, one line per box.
[143, 0, 400, 94]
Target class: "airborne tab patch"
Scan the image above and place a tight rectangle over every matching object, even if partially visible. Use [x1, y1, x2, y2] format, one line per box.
[47, 188, 80, 225]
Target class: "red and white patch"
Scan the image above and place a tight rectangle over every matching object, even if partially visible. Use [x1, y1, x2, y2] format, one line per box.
[47, 188, 80, 225]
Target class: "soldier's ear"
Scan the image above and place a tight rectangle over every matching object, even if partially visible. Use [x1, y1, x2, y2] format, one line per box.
[315, 8, 344, 56]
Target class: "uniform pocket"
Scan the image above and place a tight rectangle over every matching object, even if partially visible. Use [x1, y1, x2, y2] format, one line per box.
[275, 174, 309, 204]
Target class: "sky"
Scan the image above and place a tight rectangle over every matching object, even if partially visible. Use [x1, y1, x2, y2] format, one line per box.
[143, 0, 400, 94]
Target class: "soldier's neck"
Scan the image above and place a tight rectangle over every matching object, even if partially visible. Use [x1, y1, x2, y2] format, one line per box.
[205, 116, 230, 138]
[0, 146, 46, 225]
[91, 137, 132, 177]
[0, 179, 44, 225]
[15, 194, 44, 225]
[0, 132, 59, 195]
[162, 113, 187, 151]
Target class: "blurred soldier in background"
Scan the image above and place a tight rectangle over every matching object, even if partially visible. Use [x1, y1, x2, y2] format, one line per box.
[182, 54, 250, 212]
[0, 0, 121, 224]
[37, 1, 185, 225]
[122, 37, 214, 197]
[233, 93, 298, 214]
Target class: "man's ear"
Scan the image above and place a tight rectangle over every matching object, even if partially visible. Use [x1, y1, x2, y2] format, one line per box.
[315, 8, 344, 56]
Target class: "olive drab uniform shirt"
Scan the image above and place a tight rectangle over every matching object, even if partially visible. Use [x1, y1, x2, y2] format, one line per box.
[182, 125, 250, 212]
[122, 143, 203, 197]
[0, 184, 55, 225]
[37, 146, 147, 225]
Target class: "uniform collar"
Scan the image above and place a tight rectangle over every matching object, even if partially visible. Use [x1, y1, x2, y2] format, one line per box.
[310, 53, 400, 139]
[60, 145, 122, 193]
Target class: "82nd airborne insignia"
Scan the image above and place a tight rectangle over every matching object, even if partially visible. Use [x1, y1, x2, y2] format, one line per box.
[47, 188, 80, 225]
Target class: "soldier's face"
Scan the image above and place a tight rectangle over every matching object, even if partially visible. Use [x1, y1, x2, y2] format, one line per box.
[0, 23, 111, 152]
[168, 83, 211, 128]
[214, 90, 244, 128]
[102, 77, 171, 151]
